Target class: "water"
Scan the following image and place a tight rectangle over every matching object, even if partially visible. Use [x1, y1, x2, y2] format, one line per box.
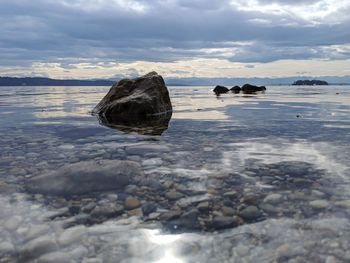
[0, 85, 350, 262]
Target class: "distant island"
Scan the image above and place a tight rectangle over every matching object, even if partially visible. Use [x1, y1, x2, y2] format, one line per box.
[0, 77, 115, 86]
[292, 80, 329, 86]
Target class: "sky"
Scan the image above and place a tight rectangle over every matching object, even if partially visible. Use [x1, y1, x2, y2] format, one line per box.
[0, 0, 349, 79]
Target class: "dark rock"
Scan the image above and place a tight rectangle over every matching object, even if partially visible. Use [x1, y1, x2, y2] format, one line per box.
[241, 84, 266, 94]
[141, 203, 157, 216]
[26, 160, 142, 196]
[93, 72, 172, 135]
[90, 203, 124, 218]
[213, 85, 230, 95]
[210, 216, 240, 230]
[230, 86, 241, 93]
[165, 209, 200, 231]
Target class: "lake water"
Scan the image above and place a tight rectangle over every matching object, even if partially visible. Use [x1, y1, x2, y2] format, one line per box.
[0, 85, 350, 262]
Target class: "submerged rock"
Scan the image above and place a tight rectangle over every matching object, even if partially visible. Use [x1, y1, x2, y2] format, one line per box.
[213, 85, 230, 95]
[26, 160, 142, 195]
[241, 84, 266, 94]
[93, 72, 172, 135]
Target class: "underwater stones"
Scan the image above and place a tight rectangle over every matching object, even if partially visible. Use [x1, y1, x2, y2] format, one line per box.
[263, 193, 283, 204]
[26, 160, 142, 195]
[213, 85, 230, 95]
[93, 72, 172, 136]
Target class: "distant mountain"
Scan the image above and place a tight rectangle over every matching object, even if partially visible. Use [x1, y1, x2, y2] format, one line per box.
[292, 80, 328, 86]
[0, 77, 114, 86]
[1, 75, 349, 87]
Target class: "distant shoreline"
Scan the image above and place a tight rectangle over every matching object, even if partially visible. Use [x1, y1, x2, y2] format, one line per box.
[0, 76, 349, 86]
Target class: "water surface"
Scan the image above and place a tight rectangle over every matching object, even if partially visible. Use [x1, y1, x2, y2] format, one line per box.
[0, 85, 350, 262]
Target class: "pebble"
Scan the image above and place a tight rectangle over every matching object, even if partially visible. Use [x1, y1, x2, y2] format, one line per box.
[4, 215, 23, 231]
[24, 224, 50, 242]
[37, 252, 71, 263]
[222, 206, 235, 216]
[21, 235, 58, 259]
[239, 206, 262, 221]
[58, 226, 87, 247]
[125, 197, 141, 210]
[197, 201, 210, 211]
[165, 190, 184, 201]
[91, 203, 124, 217]
[309, 200, 329, 209]
[223, 191, 238, 198]
[263, 193, 282, 204]
[334, 200, 350, 208]
[0, 241, 15, 255]
[210, 216, 239, 230]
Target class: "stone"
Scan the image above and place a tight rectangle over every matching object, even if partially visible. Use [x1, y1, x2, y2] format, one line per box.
[223, 191, 238, 198]
[91, 203, 124, 217]
[230, 86, 241, 93]
[309, 200, 329, 209]
[165, 190, 184, 201]
[4, 215, 22, 231]
[210, 216, 239, 230]
[141, 203, 157, 216]
[241, 84, 266, 94]
[197, 201, 210, 211]
[222, 206, 235, 216]
[58, 226, 87, 247]
[239, 206, 262, 221]
[92, 72, 172, 136]
[213, 85, 229, 95]
[165, 209, 200, 231]
[125, 197, 141, 210]
[26, 160, 142, 195]
[20, 235, 58, 259]
[37, 252, 71, 263]
[0, 241, 15, 255]
[263, 193, 282, 204]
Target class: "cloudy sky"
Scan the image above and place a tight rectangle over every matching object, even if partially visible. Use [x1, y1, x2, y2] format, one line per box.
[1, 0, 349, 79]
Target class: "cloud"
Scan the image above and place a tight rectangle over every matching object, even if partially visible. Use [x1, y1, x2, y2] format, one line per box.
[0, 0, 349, 78]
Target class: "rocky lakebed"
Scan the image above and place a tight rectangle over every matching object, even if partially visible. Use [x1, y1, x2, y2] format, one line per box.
[0, 84, 350, 262]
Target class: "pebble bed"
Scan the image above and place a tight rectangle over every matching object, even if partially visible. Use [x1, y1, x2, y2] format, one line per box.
[0, 86, 350, 262]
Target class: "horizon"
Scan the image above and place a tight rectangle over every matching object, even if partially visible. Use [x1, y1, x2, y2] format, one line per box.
[0, 1, 350, 79]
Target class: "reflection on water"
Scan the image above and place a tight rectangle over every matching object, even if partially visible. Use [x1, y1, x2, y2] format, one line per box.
[95, 110, 172, 136]
[0, 85, 350, 262]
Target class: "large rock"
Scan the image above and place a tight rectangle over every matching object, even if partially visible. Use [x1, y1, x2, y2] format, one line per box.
[213, 85, 229, 95]
[241, 84, 266, 94]
[93, 72, 172, 135]
[26, 160, 142, 196]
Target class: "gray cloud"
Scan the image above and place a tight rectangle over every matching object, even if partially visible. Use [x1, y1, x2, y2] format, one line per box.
[0, 0, 349, 71]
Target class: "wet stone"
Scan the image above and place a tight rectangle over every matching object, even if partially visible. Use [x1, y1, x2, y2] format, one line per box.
[309, 200, 329, 209]
[197, 201, 210, 211]
[141, 203, 157, 216]
[210, 216, 240, 230]
[20, 235, 58, 260]
[222, 206, 235, 216]
[125, 197, 141, 210]
[91, 203, 124, 218]
[263, 193, 283, 204]
[240, 206, 263, 221]
[165, 190, 184, 201]
[37, 252, 71, 263]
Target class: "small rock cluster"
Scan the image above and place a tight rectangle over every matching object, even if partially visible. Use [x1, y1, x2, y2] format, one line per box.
[213, 84, 266, 95]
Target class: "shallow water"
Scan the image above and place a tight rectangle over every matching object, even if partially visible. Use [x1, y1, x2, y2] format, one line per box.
[0, 85, 350, 262]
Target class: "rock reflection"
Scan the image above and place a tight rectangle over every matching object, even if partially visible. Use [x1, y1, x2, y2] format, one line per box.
[95, 111, 172, 136]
